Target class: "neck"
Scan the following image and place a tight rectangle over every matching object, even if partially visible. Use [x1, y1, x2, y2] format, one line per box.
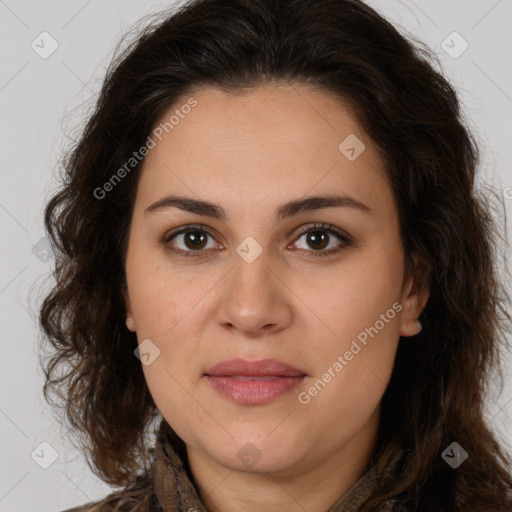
[186, 410, 380, 512]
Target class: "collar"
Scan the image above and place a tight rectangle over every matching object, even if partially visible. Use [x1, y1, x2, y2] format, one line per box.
[151, 419, 405, 512]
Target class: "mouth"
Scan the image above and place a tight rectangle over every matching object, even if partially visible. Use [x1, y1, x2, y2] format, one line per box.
[204, 358, 307, 405]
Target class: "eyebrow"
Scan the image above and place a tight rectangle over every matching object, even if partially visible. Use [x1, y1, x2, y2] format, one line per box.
[144, 193, 372, 222]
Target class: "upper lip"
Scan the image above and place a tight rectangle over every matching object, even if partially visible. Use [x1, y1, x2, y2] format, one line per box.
[204, 358, 307, 377]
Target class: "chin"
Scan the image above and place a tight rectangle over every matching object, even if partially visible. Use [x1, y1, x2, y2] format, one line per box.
[202, 433, 306, 474]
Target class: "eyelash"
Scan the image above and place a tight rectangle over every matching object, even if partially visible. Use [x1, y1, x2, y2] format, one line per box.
[161, 222, 353, 259]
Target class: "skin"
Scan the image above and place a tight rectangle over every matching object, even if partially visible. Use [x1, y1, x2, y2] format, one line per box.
[123, 84, 429, 512]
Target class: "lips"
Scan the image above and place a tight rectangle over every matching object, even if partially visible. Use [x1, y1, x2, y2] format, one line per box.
[205, 358, 306, 377]
[204, 358, 307, 405]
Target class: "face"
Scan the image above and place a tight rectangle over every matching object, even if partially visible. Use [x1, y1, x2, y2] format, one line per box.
[123, 84, 427, 476]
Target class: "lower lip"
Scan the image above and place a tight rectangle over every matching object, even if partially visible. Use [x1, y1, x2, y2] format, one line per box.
[205, 375, 305, 405]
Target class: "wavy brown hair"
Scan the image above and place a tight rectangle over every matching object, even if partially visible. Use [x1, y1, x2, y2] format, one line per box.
[39, 0, 512, 510]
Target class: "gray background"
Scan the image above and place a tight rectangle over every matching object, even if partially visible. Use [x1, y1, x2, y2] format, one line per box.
[0, 1, 511, 510]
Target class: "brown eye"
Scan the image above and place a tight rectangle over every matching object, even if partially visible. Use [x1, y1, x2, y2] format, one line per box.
[304, 230, 330, 251]
[162, 224, 220, 258]
[291, 223, 352, 257]
[181, 230, 209, 250]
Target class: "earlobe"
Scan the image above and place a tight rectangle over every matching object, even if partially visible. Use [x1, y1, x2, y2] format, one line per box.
[126, 314, 137, 332]
[400, 317, 423, 337]
[399, 253, 430, 338]
[398, 288, 424, 337]
[122, 288, 137, 332]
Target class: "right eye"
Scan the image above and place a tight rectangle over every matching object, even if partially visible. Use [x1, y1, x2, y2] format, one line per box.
[161, 224, 223, 258]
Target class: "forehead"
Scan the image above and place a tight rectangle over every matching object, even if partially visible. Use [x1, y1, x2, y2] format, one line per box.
[135, 84, 393, 219]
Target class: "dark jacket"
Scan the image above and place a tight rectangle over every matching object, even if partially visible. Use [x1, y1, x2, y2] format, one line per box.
[61, 420, 407, 512]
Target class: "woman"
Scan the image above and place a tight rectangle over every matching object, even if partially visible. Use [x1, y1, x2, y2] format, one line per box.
[40, 0, 512, 510]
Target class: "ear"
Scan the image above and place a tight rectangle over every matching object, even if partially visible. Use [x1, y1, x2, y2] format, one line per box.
[122, 287, 137, 332]
[399, 252, 430, 338]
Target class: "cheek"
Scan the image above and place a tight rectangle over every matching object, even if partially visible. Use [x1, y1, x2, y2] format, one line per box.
[300, 320, 400, 436]
[128, 274, 208, 376]
[141, 361, 206, 447]
[295, 250, 403, 414]
[128, 261, 201, 338]
[299, 247, 403, 347]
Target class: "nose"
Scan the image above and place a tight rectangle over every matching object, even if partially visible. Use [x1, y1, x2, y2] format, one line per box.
[215, 249, 292, 337]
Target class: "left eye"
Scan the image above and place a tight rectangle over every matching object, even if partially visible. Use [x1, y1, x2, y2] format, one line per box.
[291, 226, 350, 255]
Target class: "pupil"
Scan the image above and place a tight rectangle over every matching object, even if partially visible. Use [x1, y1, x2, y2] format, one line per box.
[308, 231, 328, 250]
[186, 231, 206, 250]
